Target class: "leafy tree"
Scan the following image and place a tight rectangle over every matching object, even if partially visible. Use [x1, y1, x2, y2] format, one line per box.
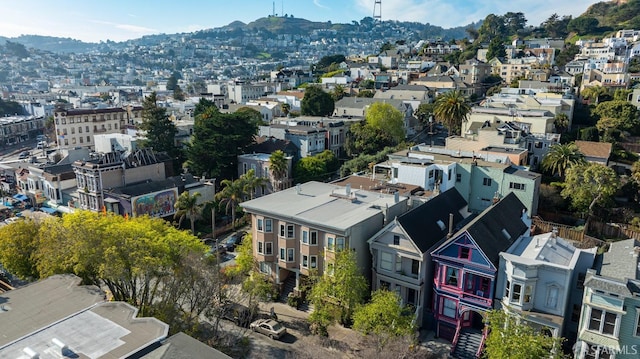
[359, 79, 375, 90]
[173, 85, 185, 101]
[414, 103, 435, 126]
[503, 12, 527, 36]
[294, 150, 338, 183]
[541, 13, 571, 38]
[484, 310, 566, 359]
[567, 17, 599, 35]
[269, 150, 289, 191]
[194, 97, 217, 117]
[301, 86, 334, 116]
[139, 92, 181, 163]
[357, 89, 375, 98]
[314, 54, 346, 73]
[309, 250, 368, 332]
[344, 121, 395, 157]
[353, 290, 415, 347]
[186, 104, 258, 180]
[0, 98, 27, 117]
[541, 143, 585, 178]
[340, 145, 403, 177]
[166, 73, 178, 91]
[594, 100, 640, 134]
[365, 102, 405, 143]
[0, 219, 42, 279]
[561, 163, 619, 216]
[613, 89, 631, 101]
[280, 103, 291, 116]
[580, 126, 600, 142]
[433, 90, 471, 136]
[486, 36, 506, 61]
[235, 106, 264, 124]
[477, 14, 506, 42]
[554, 44, 580, 68]
[629, 57, 640, 73]
[174, 191, 203, 235]
[581, 86, 608, 105]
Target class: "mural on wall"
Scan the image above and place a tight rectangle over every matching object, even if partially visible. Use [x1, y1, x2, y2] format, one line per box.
[131, 188, 178, 218]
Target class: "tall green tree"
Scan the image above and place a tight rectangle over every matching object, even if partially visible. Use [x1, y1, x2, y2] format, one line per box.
[594, 100, 640, 134]
[294, 150, 338, 183]
[0, 219, 42, 279]
[344, 121, 395, 157]
[353, 290, 416, 349]
[301, 86, 335, 116]
[553, 113, 570, 134]
[484, 310, 566, 359]
[331, 84, 346, 102]
[186, 104, 258, 180]
[567, 17, 599, 35]
[561, 163, 619, 216]
[269, 150, 289, 192]
[365, 102, 406, 143]
[139, 92, 181, 163]
[486, 36, 507, 61]
[242, 168, 268, 200]
[174, 191, 203, 235]
[541, 143, 585, 178]
[309, 249, 368, 332]
[433, 90, 471, 136]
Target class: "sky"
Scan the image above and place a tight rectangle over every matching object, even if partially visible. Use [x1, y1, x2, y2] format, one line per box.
[0, 0, 603, 43]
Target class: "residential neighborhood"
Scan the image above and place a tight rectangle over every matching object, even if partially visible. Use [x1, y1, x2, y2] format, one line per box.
[3, 1, 640, 358]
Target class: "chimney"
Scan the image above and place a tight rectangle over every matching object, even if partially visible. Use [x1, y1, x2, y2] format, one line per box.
[394, 191, 399, 203]
[52, 338, 68, 354]
[346, 183, 351, 196]
[23, 347, 39, 359]
[447, 213, 454, 238]
[296, 183, 301, 194]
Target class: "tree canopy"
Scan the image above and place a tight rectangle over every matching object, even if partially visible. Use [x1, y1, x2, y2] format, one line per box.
[484, 310, 566, 359]
[139, 92, 182, 165]
[561, 163, 619, 215]
[294, 150, 339, 183]
[186, 100, 259, 180]
[353, 290, 415, 342]
[301, 86, 335, 116]
[365, 102, 406, 143]
[541, 142, 585, 178]
[594, 100, 640, 134]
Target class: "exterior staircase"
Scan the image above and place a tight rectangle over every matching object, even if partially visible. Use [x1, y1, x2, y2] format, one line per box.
[451, 329, 483, 359]
[279, 275, 296, 302]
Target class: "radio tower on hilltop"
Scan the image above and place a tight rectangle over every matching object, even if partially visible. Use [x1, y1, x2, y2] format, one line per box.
[373, 0, 382, 21]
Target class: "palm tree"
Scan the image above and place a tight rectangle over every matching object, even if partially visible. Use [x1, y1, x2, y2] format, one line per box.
[216, 177, 246, 231]
[269, 150, 288, 192]
[242, 169, 268, 199]
[553, 113, 570, 134]
[541, 142, 586, 178]
[581, 86, 608, 105]
[174, 191, 203, 235]
[433, 90, 471, 136]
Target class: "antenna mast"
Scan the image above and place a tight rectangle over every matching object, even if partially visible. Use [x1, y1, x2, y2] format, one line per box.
[373, 0, 382, 21]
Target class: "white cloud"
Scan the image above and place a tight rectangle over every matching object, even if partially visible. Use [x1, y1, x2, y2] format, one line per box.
[314, 0, 330, 10]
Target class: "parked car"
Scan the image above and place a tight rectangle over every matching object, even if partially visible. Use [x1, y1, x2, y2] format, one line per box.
[221, 302, 254, 327]
[250, 319, 287, 340]
[222, 231, 246, 251]
[18, 151, 29, 159]
[202, 238, 227, 257]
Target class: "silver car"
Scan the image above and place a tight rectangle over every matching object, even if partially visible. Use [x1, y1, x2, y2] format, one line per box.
[250, 319, 287, 339]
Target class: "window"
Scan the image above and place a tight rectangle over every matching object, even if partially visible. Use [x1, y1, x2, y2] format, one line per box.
[459, 247, 470, 259]
[395, 255, 402, 272]
[336, 237, 345, 251]
[483, 177, 492, 186]
[259, 262, 271, 274]
[280, 248, 285, 260]
[258, 241, 264, 254]
[512, 284, 522, 303]
[280, 224, 286, 237]
[310, 231, 317, 245]
[302, 230, 309, 244]
[577, 272, 586, 290]
[546, 286, 559, 308]
[265, 219, 272, 232]
[411, 259, 419, 276]
[456, 173, 462, 182]
[257, 218, 264, 231]
[265, 242, 273, 255]
[380, 252, 393, 271]
[524, 285, 532, 304]
[287, 225, 295, 238]
[393, 235, 400, 245]
[302, 255, 308, 268]
[588, 308, 618, 336]
[584, 346, 612, 359]
[505, 280, 511, 299]
[445, 267, 459, 287]
[327, 236, 335, 251]
[287, 248, 294, 262]
[310, 255, 317, 269]
[443, 298, 456, 318]
[509, 182, 526, 191]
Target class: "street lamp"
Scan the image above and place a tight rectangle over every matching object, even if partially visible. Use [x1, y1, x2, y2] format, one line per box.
[428, 115, 434, 147]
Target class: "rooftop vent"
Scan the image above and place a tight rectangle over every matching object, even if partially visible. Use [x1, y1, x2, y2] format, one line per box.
[23, 347, 39, 359]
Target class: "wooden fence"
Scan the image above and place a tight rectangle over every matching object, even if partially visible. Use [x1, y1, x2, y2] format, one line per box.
[531, 217, 607, 248]
[588, 220, 640, 241]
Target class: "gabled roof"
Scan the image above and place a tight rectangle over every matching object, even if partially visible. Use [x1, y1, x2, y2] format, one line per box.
[397, 188, 468, 253]
[574, 140, 612, 160]
[437, 192, 528, 265]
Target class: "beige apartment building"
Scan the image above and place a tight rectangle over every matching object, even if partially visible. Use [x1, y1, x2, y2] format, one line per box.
[53, 106, 142, 150]
[240, 181, 409, 295]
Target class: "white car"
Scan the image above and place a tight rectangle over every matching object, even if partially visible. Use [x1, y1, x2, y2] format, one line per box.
[249, 319, 287, 339]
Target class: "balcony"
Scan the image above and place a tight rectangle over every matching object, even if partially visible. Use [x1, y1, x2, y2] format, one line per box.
[461, 291, 492, 307]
